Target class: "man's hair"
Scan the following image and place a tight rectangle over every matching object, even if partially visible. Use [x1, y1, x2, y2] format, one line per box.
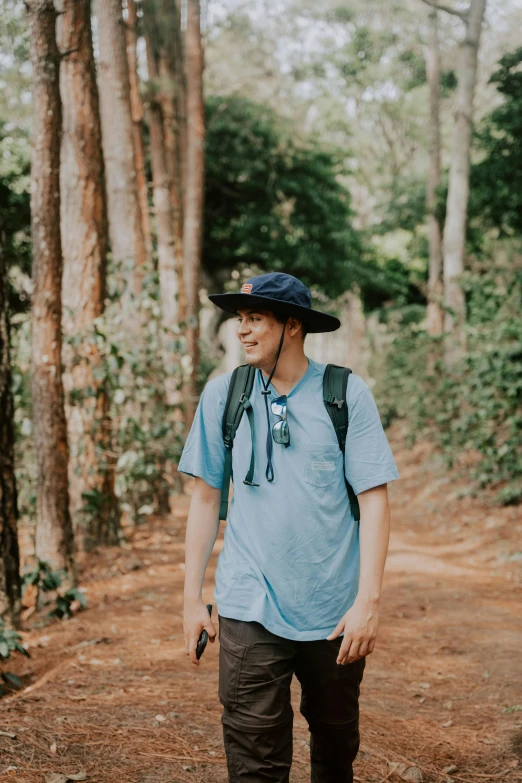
[273, 311, 308, 341]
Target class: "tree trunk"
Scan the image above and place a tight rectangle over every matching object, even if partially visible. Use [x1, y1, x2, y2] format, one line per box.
[0, 229, 21, 628]
[158, 49, 186, 323]
[95, 0, 146, 301]
[183, 0, 205, 422]
[126, 0, 154, 268]
[425, 9, 444, 337]
[145, 34, 182, 403]
[59, 0, 120, 551]
[27, 0, 75, 576]
[165, 0, 187, 203]
[442, 0, 487, 359]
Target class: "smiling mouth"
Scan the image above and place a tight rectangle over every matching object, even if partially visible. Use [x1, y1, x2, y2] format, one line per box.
[243, 342, 258, 348]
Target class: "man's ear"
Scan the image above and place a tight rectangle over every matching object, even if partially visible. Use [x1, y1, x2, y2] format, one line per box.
[287, 317, 301, 336]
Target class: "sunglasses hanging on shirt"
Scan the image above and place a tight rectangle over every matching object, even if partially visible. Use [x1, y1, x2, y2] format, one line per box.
[271, 395, 290, 447]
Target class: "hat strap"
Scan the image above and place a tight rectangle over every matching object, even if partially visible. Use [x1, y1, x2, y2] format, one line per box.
[260, 319, 287, 483]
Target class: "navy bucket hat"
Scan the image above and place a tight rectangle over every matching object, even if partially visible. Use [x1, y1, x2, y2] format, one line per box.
[208, 272, 340, 333]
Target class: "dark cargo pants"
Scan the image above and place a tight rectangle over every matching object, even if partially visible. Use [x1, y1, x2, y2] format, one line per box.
[218, 615, 365, 783]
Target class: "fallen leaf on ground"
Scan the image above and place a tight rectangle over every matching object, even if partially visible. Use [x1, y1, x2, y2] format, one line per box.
[389, 761, 424, 781]
[45, 771, 88, 783]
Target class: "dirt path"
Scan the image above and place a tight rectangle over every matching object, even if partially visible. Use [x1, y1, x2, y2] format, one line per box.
[2, 428, 522, 783]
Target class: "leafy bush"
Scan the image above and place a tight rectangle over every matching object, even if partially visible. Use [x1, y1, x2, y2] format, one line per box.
[22, 559, 87, 619]
[374, 259, 522, 503]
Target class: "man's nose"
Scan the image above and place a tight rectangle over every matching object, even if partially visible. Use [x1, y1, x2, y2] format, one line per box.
[237, 320, 251, 336]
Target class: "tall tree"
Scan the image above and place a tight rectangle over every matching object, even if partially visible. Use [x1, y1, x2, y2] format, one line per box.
[423, 0, 487, 358]
[143, 0, 187, 396]
[26, 0, 75, 574]
[183, 0, 205, 421]
[160, 0, 187, 204]
[125, 0, 154, 267]
[145, 31, 182, 402]
[157, 41, 186, 324]
[425, 8, 444, 337]
[59, 0, 119, 549]
[95, 0, 147, 301]
[0, 229, 21, 628]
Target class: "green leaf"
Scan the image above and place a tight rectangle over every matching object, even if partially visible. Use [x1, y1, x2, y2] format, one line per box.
[13, 640, 30, 658]
[2, 672, 22, 689]
[65, 588, 87, 608]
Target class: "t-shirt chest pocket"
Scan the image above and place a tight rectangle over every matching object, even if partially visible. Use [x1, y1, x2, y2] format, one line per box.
[304, 443, 342, 488]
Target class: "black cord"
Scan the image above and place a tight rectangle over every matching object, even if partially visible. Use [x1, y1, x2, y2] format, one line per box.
[259, 319, 288, 482]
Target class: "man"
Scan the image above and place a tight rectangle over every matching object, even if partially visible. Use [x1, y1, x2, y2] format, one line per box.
[179, 272, 399, 782]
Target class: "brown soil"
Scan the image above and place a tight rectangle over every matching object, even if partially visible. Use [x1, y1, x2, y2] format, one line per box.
[2, 424, 522, 783]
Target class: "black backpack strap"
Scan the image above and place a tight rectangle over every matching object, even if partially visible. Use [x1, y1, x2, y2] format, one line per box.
[220, 364, 257, 521]
[323, 364, 360, 522]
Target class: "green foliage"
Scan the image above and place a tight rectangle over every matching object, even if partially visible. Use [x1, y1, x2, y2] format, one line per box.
[50, 587, 87, 620]
[0, 124, 31, 315]
[375, 261, 522, 503]
[22, 559, 88, 619]
[376, 174, 428, 235]
[440, 69, 457, 95]
[0, 618, 29, 697]
[0, 0, 31, 127]
[22, 559, 67, 593]
[397, 49, 426, 91]
[360, 171, 429, 316]
[204, 95, 364, 298]
[0, 618, 29, 661]
[11, 267, 186, 526]
[102, 270, 186, 519]
[470, 47, 522, 237]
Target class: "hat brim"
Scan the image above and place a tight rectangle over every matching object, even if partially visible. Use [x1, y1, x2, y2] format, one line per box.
[208, 293, 340, 333]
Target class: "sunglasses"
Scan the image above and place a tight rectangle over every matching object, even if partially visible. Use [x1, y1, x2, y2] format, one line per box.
[271, 395, 290, 447]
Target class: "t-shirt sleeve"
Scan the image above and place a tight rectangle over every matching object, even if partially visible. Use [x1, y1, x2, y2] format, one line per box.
[177, 375, 231, 489]
[344, 385, 399, 496]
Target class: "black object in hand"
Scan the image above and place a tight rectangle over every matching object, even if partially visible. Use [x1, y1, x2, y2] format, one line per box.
[196, 604, 213, 660]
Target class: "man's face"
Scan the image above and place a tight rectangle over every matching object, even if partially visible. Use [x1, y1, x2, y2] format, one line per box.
[236, 308, 285, 369]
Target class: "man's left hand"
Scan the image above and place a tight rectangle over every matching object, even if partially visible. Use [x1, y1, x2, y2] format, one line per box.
[326, 598, 379, 664]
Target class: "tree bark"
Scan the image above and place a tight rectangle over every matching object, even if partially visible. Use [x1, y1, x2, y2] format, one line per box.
[59, 0, 120, 550]
[126, 0, 154, 268]
[183, 0, 205, 422]
[164, 0, 187, 203]
[95, 0, 146, 301]
[425, 9, 444, 337]
[145, 34, 182, 403]
[158, 49, 186, 323]
[27, 0, 75, 576]
[0, 228, 21, 628]
[441, 0, 487, 359]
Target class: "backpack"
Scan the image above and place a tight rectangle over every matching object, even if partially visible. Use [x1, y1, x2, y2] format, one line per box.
[219, 363, 360, 523]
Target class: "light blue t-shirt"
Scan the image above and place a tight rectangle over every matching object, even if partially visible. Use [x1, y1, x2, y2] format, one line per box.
[178, 357, 399, 641]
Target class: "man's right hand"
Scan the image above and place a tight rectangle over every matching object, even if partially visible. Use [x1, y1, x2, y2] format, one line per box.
[183, 599, 217, 666]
